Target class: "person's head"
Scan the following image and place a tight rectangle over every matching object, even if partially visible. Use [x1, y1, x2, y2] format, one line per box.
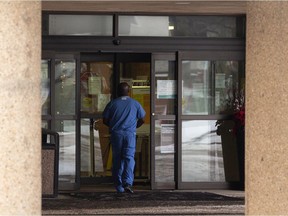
[117, 82, 130, 97]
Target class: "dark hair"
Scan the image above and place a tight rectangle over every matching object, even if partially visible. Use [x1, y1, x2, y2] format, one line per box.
[118, 82, 130, 96]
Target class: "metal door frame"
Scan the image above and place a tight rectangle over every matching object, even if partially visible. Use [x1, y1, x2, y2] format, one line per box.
[79, 52, 152, 184]
[150, 53, 177, 190]
[42, 51, 81, 191]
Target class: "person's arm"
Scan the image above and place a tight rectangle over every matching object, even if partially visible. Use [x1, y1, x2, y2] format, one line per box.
[103, 118, 110, 127]
[136, 118, 145, 128]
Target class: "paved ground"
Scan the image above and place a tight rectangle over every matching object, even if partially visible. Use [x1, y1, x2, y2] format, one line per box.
[42, 190, 245, 215]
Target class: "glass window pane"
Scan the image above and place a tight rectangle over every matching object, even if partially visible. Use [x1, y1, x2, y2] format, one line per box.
[55, 59, 76, 115]
[155, 60, 176, 115]
[169, 16, 243, 38]
[182, 120, 225, 182]
[215, 61, 245, 114]
[119, 15, 245, 38]
[41, 60, 50, 115]
[48, 15, 113, 36]
[56, 120, 76, 183]
[155, 120, 175, 183]
[182, 61, 211, 115]
[119, 16, 170, 36]
[80, 62, 113, 114]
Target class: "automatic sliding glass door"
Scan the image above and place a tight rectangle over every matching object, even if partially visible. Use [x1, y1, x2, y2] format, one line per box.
[151, 53, 177, 189]
[80, 54, 114, 183]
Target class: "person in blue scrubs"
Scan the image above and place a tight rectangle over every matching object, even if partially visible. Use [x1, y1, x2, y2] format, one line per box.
[103, 82, 146, 193]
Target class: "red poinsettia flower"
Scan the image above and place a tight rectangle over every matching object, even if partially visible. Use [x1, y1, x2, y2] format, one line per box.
[234, 108, 245, 127]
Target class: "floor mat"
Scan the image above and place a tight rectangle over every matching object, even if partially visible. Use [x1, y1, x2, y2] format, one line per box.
[70, 191, 243, 201]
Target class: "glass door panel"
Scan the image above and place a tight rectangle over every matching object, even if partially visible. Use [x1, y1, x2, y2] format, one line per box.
[154, 60, 176, 115]
[154, 120, 175, 183]
[80, 61, 113, 114]
[181, 120, 224, 182]
[215, 61, 245, 114]
[182, 61, 211, 115]
[80, 55, 114, 181]
[41, 60, 50, 115]
[55, 59, 76, 115]
[81, 118, 112, 178]
[56, 120, 76, 184]
[151, 54, 176, 189]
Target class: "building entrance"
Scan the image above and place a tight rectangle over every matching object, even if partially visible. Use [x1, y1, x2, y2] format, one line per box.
[79, 53, 151, 186]
[41, 13, 245, 191]
[41, 50, 245, 191]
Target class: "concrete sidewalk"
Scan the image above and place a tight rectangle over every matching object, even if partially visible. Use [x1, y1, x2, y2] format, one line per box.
[42, 190, 245, 215]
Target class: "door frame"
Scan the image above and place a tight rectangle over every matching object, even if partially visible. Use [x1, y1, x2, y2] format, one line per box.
[79, 52, 152, 185]
[42, 51, 81, 191]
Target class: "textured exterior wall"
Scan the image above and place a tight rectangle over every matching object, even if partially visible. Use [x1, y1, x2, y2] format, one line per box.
[246, 2, 288, 214]
[0, 1, 41, 215]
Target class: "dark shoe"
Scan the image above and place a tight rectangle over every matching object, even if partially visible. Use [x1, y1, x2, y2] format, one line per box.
[116, 185, 124, 193]
[124, 185, 134, 194]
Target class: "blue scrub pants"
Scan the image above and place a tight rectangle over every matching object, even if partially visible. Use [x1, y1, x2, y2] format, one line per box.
[110, 131, 136, 192]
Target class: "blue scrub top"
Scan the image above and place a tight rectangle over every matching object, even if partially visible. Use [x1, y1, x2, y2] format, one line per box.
[103, 96, 146, 134]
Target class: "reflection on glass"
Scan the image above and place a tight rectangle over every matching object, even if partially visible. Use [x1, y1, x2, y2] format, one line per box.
[182, 61, 211, 115]
[81, 119, 109, 177]
[155, 60, 176, 115]
[182, 120, 225, 182]
[169, 16, 243, 38]
[155, 120, 175, 183]
[119, 16, 170, 36]
[215, 61, 244, 114]
[80, 62, 113, 114]
[119, 15, 245, 38]
[41, 60, 50, 115]
[56, 120, 76, 183]
[48, 15, 113, 36]
[55, 60, 76, 115]
[42, 120, 48, 129]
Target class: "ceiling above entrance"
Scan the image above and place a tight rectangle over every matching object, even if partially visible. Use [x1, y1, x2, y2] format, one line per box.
[42, 1, 246, 15]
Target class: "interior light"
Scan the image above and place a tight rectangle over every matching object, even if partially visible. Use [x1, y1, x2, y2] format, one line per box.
[169, 26, 174, 30]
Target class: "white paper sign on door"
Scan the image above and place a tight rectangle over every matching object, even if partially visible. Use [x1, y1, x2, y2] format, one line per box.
[157, 80, 176, 99]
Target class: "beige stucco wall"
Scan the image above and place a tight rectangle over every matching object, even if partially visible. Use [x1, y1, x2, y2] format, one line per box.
[0, 1, 41, 215]
[246, 1, 288, 215]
